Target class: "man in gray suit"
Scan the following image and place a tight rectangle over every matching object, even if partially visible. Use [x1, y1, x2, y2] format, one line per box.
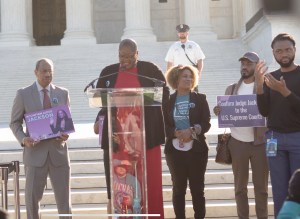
[10, 58, 72, 219]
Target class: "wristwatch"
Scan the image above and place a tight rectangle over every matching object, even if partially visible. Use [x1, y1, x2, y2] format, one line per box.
[190, 127, 197, 140]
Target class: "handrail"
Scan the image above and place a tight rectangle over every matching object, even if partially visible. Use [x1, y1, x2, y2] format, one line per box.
[245, 8, 264, 32]
[0, 161, 21, 219]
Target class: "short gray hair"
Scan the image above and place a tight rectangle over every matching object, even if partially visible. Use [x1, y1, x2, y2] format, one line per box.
[35, 58, 54, 70]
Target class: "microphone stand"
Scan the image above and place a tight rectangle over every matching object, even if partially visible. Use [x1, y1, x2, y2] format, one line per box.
[83, 69, 165, 92]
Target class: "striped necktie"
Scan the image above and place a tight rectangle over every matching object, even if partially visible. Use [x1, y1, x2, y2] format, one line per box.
[42, 89, 51, 109]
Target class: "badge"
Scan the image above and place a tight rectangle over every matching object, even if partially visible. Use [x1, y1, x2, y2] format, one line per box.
[189, 102, 195, 108]
[266, 138, 277, 157]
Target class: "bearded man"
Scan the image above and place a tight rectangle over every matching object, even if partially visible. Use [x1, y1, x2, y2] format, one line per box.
[256, 32, 300, 217]
[214, 52, 269, 219]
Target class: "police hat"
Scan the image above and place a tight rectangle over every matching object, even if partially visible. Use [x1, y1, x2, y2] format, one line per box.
[176, 24, 190, 32]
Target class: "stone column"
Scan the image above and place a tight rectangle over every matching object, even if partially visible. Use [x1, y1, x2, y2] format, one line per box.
[244, 0, 261, 22]
[232, 0, 245, 37]
[121, 0, 156, 43]
[0, 0, 33, 46]
[184, 0, 217, 41]
[61, 0, 96, 45]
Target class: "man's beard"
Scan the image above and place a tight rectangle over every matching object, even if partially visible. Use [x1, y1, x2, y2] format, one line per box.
[275, 55, 295, 68]
[241, 71, 254, 79]
[179, 35, 187, 40]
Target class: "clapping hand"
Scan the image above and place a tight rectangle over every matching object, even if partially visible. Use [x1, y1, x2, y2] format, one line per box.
[264, 74, 291, 97]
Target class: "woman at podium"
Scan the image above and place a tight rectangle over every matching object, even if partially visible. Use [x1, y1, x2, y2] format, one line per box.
[164, 65, 211, 219]
[93, 38, 169, 218]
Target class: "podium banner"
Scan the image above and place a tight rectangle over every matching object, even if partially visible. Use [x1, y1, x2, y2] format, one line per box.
[108, 91, 147, 218]
[87, 87, 164, 218]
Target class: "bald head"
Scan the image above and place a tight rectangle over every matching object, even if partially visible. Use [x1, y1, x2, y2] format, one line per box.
[35, 58, 54, 71]
[34, 58, 54, 88]
[119, 39, 138, 53]
[118, 39, 138, 70]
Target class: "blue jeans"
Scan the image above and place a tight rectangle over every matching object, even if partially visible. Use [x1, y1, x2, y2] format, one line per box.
[265, 130, 300, 217]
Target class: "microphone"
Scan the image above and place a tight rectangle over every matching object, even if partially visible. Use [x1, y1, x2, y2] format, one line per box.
[83, 78, 98, 93]
[83, 68, 165, 92]
[83, 72, 120, 92]
[181, 44, 185, 50]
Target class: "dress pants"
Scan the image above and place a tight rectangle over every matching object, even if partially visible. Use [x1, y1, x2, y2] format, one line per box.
[166, 149, 208, 219]
[25, 155, 72, 219]
[229, 137, 268, 219]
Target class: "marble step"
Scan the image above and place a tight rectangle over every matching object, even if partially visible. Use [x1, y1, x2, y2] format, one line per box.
[1, 183, 273, 207]
[8, 156, 232, 177]
[6, 199, 275, 219]
[0, 144, 220, 161]
[4, 168, 265, 191]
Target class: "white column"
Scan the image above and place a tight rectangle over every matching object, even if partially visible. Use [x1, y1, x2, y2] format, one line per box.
[121, 0, 156, 43]
[232, 0, 245, 37]
[244, 0, 262, 22]
[184, 0, 217, 41]
[61, 0, 96, 45]
[0, 0, 33, 46]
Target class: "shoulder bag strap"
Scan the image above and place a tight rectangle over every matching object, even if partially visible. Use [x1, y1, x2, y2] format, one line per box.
[181, 45, 197, 66]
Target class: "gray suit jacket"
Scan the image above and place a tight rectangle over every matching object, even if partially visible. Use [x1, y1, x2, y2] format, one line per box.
[10, 82, 70, 167]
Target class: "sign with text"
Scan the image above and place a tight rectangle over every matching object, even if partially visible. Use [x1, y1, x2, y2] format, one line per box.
[217, 94, 266, 128]
[25, 105, 75, 140]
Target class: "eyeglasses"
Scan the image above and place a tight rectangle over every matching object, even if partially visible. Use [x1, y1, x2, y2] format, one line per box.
[119, 53, 136, 59]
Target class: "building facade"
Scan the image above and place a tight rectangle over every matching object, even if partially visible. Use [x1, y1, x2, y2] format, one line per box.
[0, 0, 262, 46]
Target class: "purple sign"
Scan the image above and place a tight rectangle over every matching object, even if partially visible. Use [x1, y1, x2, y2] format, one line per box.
[217, 94, 266, 128]
[24, 105, 75, 140]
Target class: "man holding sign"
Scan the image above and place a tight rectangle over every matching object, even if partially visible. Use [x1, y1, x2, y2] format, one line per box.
[10, 58, 72, 219]
[213, 52, 268, 219]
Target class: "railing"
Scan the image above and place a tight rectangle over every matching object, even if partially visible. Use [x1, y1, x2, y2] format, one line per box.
[0, 161, 20, 219]
[246, 8, 264, 33]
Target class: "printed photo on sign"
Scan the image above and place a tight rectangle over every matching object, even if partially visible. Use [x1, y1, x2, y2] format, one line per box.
[216, 94, 266, 128]
[25, 105, 75, 140]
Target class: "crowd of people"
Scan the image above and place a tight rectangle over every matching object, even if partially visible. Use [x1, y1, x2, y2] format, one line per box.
[8, 24, 300, 219]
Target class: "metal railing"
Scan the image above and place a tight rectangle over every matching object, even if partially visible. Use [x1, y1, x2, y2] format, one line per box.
[0, 161, 20, 219]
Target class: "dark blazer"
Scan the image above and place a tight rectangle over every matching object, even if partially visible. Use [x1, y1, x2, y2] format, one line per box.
[164, 91, 211, 154]
[95, 60, 170, 150]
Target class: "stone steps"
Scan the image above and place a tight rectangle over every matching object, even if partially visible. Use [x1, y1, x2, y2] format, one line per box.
[5, 199, 274, 219]
[0, 137, 275, 218]
[1, 182, 273, 206]
[5, 167, 250, 191]
[0, 40, 246, 125]
[0, 37, 276, 218]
